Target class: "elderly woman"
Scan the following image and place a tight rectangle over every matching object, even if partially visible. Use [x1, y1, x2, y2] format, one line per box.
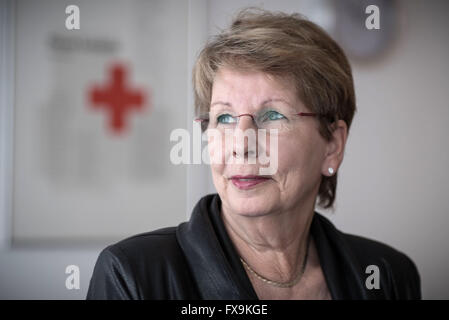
[87, 8, 421, 300]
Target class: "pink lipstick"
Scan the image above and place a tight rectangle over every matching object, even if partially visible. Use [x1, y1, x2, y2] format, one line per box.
[230, 175, 271, 190]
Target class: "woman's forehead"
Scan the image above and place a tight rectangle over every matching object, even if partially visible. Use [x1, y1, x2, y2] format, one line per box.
[211, 68, 298, 109]
[213, 67, 294, 91]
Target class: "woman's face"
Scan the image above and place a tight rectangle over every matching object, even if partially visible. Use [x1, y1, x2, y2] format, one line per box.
[209, 67, 338, 217]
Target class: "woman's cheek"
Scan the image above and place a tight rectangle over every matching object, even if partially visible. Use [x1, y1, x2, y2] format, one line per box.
[275, 138, 298, 171]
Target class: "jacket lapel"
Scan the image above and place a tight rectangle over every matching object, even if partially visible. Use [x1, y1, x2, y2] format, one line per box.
[176, 194, 257, 299]
[177, 193, 374, 300]
[311, 213, 376, 299]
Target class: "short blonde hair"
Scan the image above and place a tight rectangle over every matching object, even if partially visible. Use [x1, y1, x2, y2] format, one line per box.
[192, 7, 356, 210]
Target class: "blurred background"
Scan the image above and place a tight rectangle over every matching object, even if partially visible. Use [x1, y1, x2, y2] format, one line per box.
[0, 0, 448, 299]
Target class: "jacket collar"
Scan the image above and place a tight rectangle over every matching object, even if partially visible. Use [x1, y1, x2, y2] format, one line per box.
[176, 193, 371, 299]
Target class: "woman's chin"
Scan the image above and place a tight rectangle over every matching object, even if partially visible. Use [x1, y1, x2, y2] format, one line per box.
[226, 191, 277, 217]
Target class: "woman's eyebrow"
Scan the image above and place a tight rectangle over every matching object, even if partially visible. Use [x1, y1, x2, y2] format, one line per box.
[210, 98, 291, 108]
[210, 101, 231, 108]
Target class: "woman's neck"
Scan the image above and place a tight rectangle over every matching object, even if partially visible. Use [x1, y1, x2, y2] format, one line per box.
[220, 203, 315, 283]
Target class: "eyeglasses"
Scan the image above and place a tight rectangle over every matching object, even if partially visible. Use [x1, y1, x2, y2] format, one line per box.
[195, 110, 318, 132]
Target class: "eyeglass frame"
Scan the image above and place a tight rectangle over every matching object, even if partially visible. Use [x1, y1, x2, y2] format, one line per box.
[194, 112, 319, 131]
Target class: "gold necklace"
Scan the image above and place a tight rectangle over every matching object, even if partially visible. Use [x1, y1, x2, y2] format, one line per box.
[239, 234, 311, 288]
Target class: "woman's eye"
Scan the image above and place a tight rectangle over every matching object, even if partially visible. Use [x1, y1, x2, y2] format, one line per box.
[262, 110, 285, 121]
[217, 114, 236, 124]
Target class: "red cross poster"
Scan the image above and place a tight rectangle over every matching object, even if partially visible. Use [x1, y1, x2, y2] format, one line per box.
[11, 0, 191, 245]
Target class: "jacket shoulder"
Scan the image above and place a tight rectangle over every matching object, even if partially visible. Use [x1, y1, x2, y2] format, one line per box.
[342, 232, 412, 265]
[87, 226, 193, 299]
[110, 226, 181, 263]
[342, 232, 422, 299]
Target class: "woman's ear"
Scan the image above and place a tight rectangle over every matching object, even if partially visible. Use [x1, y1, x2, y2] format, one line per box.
[322, 120, 348, 176]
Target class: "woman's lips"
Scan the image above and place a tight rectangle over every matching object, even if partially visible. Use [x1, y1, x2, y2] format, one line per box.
[230, 175, 271, 190]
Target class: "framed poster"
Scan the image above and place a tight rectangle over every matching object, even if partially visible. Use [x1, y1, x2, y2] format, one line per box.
[2, 0, 210, 246]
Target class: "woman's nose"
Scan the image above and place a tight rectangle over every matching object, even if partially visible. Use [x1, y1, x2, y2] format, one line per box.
[236, 114, 257, 131]
[232, 115, 257, 160]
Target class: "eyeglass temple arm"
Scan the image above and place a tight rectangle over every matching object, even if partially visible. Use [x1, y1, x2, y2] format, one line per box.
[296, 112, 317, 116]
[235, 113, 318, 118]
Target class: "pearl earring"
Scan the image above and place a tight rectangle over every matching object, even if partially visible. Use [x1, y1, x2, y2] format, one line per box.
[328, 167, 334, 175]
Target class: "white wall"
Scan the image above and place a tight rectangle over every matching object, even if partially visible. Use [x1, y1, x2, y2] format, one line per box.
[335, 0, 449, 300]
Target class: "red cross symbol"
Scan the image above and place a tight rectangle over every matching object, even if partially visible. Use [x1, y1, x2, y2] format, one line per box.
[89, 63, 147, 135]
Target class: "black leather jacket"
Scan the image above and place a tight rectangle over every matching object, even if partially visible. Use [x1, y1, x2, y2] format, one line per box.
[86, 193, 421, 299]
